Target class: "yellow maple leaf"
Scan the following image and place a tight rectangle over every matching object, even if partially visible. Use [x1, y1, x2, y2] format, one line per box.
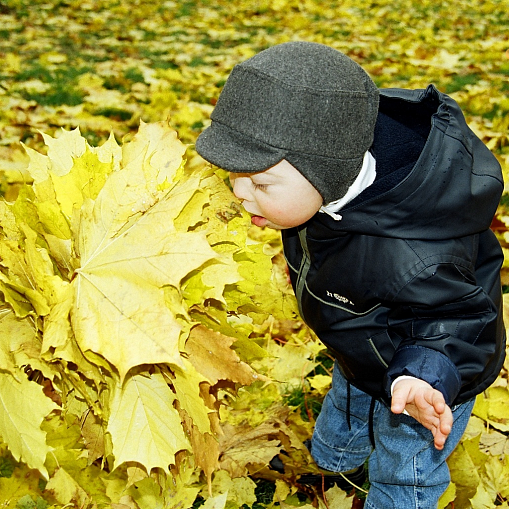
[200, 491, 228, 509]
[44, 467, 88, 505]
[219, 421, 283, 478]
[40, 128, 87, 177]
[122, 119, 186, 187]
[107, 370, 191, 473]
[170, 360, 212, 434]
[469, 481, 499, 509]
[51, 146, 115, 218]
[322, 485, 354, 509]
[209, 470, 257, 508]
[0, 306, 37, 375]
[0, 371, 58, 479]
[71, 171, 216, 379]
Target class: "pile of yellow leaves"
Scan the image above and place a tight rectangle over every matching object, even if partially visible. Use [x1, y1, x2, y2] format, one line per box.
[0, 122, 329, 508]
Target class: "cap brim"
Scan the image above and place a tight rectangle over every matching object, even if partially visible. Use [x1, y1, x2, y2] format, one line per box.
[195, 121, 286, 173]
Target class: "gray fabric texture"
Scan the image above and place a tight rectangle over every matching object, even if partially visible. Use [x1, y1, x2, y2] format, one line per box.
[196, 41, 380, 203]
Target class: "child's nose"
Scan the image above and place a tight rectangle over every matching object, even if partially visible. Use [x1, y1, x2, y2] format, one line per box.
[231, 175, 249, 201]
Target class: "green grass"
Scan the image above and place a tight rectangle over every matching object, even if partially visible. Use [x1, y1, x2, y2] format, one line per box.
[445, 73, 481, 94]
[93, 107, 133, 121]
[14, 64, 93, 106]
[124, 67, 146, 84]
[21, 86, 84, 106]
[284, 385, 323, 421]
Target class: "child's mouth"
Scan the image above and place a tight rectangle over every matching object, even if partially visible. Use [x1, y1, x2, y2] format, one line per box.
[251, 215, 267, 227]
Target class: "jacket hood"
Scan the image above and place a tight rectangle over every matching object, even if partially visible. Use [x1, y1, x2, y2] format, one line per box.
[315, 85, 503, 240]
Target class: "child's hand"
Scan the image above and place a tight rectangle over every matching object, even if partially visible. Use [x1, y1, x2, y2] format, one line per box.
[391, 378, 453, 450]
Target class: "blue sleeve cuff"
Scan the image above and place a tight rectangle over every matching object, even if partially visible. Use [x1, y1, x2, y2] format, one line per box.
[384, 345, 462, 406]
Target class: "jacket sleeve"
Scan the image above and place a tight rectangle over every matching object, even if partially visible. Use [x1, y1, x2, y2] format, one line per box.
[383, 250, 502, 406]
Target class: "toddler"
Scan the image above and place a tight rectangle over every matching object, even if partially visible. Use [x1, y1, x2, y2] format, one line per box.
[196, 41, 506, 508]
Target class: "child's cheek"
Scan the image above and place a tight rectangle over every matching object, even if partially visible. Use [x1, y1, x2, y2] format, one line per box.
[263, 200, 285, 221]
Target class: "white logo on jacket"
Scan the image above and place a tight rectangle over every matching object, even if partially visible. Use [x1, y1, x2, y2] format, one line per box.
[326, 291, 354, 306]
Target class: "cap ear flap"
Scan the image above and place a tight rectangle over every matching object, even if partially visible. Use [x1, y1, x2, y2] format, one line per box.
[285, 151, 364, 204]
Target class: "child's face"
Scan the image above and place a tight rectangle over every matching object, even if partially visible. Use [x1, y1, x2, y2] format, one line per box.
[230, 159, 323, 229]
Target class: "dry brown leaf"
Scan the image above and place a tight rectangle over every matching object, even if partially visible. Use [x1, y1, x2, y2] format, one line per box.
[185, 325, 261, 386]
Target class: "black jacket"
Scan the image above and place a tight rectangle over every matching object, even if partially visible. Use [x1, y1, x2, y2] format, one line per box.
[282, 85, 506, 406]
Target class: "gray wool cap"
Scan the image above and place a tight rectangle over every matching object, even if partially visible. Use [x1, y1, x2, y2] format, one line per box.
[196, 41, 380, 203]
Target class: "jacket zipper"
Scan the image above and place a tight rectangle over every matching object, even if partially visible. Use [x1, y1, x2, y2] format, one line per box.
[296, 227, 311, 320]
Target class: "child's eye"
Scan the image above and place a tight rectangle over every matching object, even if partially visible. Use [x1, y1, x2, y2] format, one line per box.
[252, 182, 268, 191]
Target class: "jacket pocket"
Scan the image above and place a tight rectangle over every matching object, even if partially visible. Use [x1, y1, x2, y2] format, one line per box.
[366, 330, 397, 369]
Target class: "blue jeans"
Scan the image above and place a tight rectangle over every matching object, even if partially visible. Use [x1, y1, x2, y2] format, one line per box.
[311, 363, 475, 509]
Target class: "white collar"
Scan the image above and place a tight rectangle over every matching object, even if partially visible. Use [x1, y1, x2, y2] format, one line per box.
[319, 151, 376, 221]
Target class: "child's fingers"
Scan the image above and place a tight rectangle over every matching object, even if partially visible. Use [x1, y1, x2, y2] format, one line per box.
[391, 395, 407, 413]
[433, 423, 451, 450]
[390, 383, 412, 413]
[432, 398, 453, 450]
[433, 431, 447, 450]
[428, 389, 446, 413]
[438, 404, 453, 435]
